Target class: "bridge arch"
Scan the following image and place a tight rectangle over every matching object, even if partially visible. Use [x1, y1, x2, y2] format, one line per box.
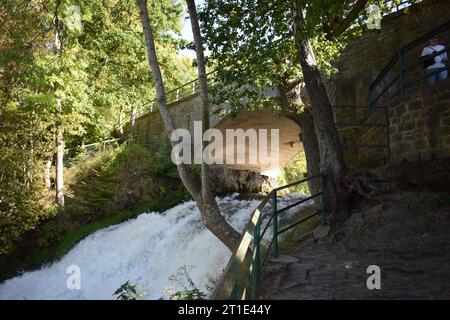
[130, 94, 304, 178]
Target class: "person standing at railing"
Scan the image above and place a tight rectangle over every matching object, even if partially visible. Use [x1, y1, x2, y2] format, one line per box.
[421, 35, 448, 86]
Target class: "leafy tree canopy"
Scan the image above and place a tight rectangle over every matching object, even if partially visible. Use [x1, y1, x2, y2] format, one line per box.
[199, 0, 419, 114]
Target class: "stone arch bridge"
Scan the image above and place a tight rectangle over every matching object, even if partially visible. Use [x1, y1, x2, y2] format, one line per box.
[128, 88, 304, 178]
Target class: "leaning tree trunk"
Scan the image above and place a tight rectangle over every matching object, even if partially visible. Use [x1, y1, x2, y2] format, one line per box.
[186, 0, 242, 251]
[137, 0, 241, 252]
[292, 0, 347, 221]
[54, 9, 64, 206]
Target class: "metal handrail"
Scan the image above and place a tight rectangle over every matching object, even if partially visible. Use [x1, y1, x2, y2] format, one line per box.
[213, 174, 325, 300]
[369, 20, 450, 106]
[332, 105, 391, 164]
[381, 1, 414, 15]
[126, 70, 218, 120]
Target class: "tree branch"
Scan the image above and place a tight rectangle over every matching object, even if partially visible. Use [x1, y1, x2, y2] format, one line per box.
[326, 0, 369, 39]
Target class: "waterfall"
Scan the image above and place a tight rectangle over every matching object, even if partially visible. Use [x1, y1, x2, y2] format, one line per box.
[0, 193, 308, 300]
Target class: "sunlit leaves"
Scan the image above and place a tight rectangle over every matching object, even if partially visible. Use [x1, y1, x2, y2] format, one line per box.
[0, 0, 195, 254]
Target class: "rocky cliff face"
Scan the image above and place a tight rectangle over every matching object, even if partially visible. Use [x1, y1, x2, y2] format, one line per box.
[210, 166, 278, 194]
[261, 159, 450, 299]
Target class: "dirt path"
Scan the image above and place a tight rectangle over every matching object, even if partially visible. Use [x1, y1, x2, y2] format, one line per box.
[261, 190, 450, 299]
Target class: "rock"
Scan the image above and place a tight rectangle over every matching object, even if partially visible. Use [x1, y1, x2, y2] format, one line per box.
[269, 254, 300, 264]
[366, 203, 384, 215]
[209, 167, 277, 193]
[313, 225, 331, 239]
[262, 189, 450, 299]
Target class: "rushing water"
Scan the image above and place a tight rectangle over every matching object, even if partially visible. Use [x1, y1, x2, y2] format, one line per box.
[0, 193, 309, 300]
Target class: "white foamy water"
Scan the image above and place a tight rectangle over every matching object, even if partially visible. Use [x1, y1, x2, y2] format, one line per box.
[0, 193, 309, 300]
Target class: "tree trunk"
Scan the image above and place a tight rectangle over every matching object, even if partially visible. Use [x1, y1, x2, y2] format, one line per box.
[292, 0, 348, 221]
[130, 104, 137, 136]
[278, 84, 321, 195]
[186, 0, 242, 251]
[118, 105, 124, 139]
[54, 7, 64, 206]
[55, 105, 65, 206]
[296, 112, 321, 195]
[45, 158, 52, 189]
[137, 0, 241, 252]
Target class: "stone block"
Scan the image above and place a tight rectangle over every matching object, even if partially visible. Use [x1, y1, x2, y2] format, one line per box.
[437, 91, 450, 102]
[401, 120, 415, 131]
[414, 139, 428, 150]
[416, 118, 425, 128]
[434, 148, 450, 159]
[442, 116, 450, 127]
[313, 225, 331, 240]
[408, 100, 422, 111]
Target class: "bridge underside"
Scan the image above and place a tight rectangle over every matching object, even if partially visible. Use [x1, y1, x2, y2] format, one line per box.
[212, 109, 303, 176]
[131, 95, 304, 177]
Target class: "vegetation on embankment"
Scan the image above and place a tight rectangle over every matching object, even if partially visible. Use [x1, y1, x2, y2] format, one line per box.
[0, 0, 196, 265]
[278, 152, 310, 195]
[0, 142, 190, 282]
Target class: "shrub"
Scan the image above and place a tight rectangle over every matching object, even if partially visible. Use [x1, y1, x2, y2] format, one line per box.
[113, 281, 146, 300]
[278, 151, 310, 195]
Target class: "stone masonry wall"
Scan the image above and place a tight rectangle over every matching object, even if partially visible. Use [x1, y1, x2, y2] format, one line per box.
[389, 79, 450, 162]
[331, 0, 450, 166]
[131, 94, 203, 146]
[332, 0, 450, 110]
[131, 94, 226, 147]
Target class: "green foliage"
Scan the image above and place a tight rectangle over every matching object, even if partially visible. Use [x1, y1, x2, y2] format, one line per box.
[278, 152, 310, 195]
[38, 219, 67, 248]
[278, 206, 319, 252]
[113, 267, 208, 301]
[62, 143, 185, 220]
[145, 138, 179, 179]
[170, 288, 206, 300]
[113, 281, 146, 300]
[0, 0, 195, 238]
[164, 265, 207, 300]
[199, 0, 348, 114]
[0, 108, 53, 254]
[0, 0, 193, 259]
[199, 0, 421, 114]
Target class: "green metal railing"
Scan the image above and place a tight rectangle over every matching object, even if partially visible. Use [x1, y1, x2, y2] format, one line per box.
[369, 20, 450, 107]
[213, 174, 325, 300]
[127, 70, 218, 120]
[333, 105, 391, 165]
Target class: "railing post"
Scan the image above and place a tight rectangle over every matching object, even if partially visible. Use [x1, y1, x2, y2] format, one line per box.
[176, 89, 179, 101]
[230, 281, 238, 300]
[272, 191, 279, 258]
[384, 106, 391, 163]
[251, 219, 261, 300]
[320, 174, 326, 226]
[399, 50, 405, 95]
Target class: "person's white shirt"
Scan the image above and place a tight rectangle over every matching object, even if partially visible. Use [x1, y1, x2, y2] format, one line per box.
[421, 45, 447, 70]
